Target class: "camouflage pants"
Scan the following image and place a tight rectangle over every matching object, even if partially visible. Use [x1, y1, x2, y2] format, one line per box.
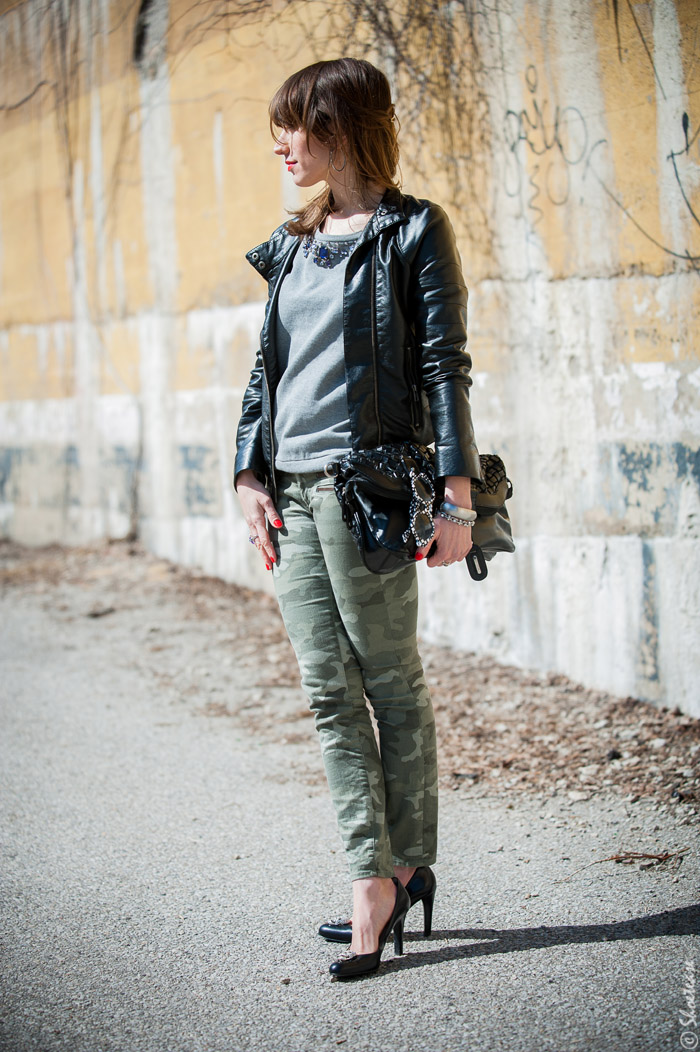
[271, 471, 438, 880]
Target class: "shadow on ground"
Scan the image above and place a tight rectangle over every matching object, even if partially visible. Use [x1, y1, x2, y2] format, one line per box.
[382, 904, 700, 974]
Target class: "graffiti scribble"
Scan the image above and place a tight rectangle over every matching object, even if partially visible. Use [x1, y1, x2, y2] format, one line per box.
[667, 114, 700, 232]
[503, 64, 589, 225]
[504, 65, 700, 269]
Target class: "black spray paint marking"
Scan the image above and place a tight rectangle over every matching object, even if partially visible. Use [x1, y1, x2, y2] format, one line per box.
[503, 65, 700, 267]
[503, 64, 589, 225]
[667, 113, 700, 234]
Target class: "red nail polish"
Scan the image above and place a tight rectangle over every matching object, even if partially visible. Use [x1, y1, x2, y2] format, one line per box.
[265, 563, 271, 571]
[273, 519, 282, 528]
[415, 552, 424, 561]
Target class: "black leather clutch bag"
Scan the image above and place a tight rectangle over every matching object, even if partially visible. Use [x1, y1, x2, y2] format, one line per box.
[329, 443, 436, 574]
[329, 444, 514, 579]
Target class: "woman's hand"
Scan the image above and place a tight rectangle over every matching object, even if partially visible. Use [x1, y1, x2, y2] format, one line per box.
[419, 474, 474, 569]
[236, 470, 283, 571]
[421, 515, 473, 568]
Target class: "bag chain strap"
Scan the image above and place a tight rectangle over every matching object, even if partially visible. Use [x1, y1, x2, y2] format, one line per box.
[401, 467, 436, 546]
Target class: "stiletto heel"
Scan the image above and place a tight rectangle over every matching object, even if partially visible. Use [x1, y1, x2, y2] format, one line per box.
[329, 878, 410, 980]
[319, 865, 437, 944]
[393, 916, 404, 956]
[422, 884, 435, 937]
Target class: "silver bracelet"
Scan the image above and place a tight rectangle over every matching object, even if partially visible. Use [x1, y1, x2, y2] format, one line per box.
[437, 511, 474, 528]
[439, 501, 477, 523]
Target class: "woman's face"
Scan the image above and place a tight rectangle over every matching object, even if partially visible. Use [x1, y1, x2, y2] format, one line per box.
[273, 127, 329, 187]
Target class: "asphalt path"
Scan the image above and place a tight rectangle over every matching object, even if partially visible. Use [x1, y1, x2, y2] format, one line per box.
[1, 550, 698, 1052]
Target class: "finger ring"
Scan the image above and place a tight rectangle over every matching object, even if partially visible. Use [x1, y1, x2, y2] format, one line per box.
[442, 561, 450, 567]
[249, 536, 257, 545]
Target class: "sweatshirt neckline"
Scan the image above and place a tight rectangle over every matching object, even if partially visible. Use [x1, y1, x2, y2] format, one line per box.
[314, 227, 365, 243]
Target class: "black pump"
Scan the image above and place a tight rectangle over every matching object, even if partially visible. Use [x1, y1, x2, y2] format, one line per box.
[319, 865, 436, 944]
[329, 878, 410, 980]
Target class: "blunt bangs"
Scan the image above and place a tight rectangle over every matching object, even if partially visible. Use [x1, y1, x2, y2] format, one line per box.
[269, 65, 331, 143]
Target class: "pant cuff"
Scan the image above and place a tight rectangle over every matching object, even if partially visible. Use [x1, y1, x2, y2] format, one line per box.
[392, 856, 437, 868]
[348, 866, 396, 880]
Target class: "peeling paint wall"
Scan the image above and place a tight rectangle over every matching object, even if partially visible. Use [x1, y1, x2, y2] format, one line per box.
[1, 0, 698, 714]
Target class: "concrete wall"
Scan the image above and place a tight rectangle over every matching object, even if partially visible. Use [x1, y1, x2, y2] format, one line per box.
[419, 0, 700, 714]
[1, 0, 698, 714]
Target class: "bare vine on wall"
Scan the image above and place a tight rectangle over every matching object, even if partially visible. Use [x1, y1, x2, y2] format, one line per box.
[5, 0, 699, 279]
[169, 0, 497, 255]
[330, 0, 495, 250]
[172, 0, 700, 274]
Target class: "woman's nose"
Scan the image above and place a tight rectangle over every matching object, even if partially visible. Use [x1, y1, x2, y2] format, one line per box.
[273, 131, 289, 156]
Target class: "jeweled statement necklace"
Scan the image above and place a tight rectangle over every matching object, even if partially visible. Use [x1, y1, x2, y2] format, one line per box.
[302, 234, 357, 269]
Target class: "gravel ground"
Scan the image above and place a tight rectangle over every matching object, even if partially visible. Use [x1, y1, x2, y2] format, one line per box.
[0, 540, 698, 1052]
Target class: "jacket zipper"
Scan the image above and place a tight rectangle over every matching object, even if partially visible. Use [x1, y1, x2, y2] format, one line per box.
[370, 242, 383, 445]
[410, 381, 420, 428]
[261, 357, 277, 501]
[407, 343, 421, 428]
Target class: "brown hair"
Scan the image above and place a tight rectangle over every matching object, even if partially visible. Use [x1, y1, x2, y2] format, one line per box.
[269, 58, 400, 237]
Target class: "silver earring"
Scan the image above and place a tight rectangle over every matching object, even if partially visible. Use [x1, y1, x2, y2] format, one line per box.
[329, 148, 346, 172]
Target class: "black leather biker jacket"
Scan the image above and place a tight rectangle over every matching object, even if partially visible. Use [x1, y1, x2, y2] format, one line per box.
[234, 188, 481, 496]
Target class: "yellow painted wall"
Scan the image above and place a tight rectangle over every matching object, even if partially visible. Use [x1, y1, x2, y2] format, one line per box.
[1, 0, 698, 714]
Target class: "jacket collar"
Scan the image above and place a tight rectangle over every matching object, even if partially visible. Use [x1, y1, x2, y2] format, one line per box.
[374, 185, 404, 221]
[355, 186, 405, 244]
[245, 224, 297, 282]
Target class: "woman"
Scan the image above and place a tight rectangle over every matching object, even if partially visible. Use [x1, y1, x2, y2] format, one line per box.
[235, 58, 480, 980]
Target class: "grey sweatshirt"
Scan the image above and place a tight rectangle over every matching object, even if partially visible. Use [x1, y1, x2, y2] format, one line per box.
[273, 229, 363, 472]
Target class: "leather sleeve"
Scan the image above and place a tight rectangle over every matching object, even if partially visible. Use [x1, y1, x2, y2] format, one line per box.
[233, 348, 267, 488]
[408, 204, 482, 481]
